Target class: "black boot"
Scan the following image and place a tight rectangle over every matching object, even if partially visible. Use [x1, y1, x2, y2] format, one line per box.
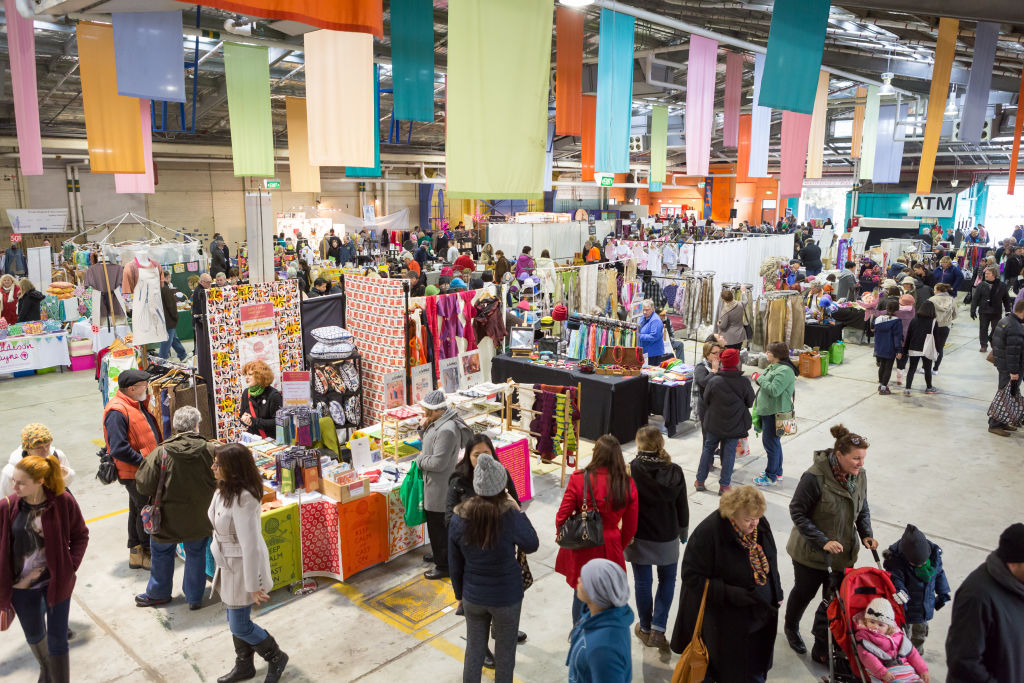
[254, 634, 289, 683]
[483, 647, 495, 669]
[46, 653, 68, 683]
[218, 636, 256, 683]
[28, 638, 50, 683]
[784, 624, 806, 654]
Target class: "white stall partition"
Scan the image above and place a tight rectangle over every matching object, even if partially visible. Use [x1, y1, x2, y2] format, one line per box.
[485, 220, 615, 262]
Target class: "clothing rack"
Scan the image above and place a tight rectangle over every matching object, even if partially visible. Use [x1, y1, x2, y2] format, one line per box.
[501, 379, 580, 488]
[569, 313, 638, 330]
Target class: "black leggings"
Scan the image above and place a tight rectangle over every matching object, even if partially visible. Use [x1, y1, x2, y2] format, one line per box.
[905, 356, 933, 390]
[785, 560, 829, 637]
[877, 357, 895, 385]
[933, 326, 951, 370]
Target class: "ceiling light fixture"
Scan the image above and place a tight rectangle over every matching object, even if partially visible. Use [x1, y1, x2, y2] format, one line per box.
[945, 85, 958, 116]
[878, 72, 895, 96]
[559, 0, 595, 6]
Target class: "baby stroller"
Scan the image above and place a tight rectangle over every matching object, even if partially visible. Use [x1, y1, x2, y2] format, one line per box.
[821, 548, 910, 683]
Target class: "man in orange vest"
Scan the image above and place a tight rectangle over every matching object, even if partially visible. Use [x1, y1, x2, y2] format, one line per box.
[103, 369, 162, 569]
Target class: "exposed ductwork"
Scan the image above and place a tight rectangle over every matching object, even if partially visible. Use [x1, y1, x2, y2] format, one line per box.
[835, 0, 1024, 24]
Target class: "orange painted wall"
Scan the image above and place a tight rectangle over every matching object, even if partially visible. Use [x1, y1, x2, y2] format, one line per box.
[733, 177, 780, 225]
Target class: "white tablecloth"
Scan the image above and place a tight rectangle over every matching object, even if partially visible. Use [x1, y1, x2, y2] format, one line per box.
[0, 332, 70, 373]
[70, 321, 132, 353]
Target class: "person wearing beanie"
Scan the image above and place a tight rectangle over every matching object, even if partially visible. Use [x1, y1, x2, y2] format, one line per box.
[946, 522, 1024, 682]
[448, 438, 538, 683]
[897, 300, 938, 395]
[1, 424, 75, 498]
[424, 284, 440, 297]
[882, 524, 950, 653]
[449, 277, 467, 292]
[417, 390, 473, 580]
[853, 596, 930, 683]
[971, 264, 1012, 353]
[695, 347, 754, 496]
[567, 559, 634, 683]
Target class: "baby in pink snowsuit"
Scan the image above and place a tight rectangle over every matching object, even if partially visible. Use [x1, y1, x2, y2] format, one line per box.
[853, 598, 930, 683]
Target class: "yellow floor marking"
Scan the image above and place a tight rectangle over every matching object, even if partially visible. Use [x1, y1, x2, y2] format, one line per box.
[85, 508, 128, 524]
[91, 438, 105, 447]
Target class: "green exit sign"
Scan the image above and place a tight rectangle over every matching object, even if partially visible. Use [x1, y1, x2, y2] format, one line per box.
[600, 176, 614, 187]
[264, 180, 281, 189]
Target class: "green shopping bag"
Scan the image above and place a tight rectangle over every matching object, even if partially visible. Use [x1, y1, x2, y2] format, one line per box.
[829, 341, 845, 365]
[751, 393, 762, 434]
[399, 460, 427, 527]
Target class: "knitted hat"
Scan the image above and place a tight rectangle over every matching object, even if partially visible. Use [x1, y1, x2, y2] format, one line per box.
[419, 390, 447, 411]
[720, 348, 740, 369]
[21, 423, 52, 450]
[441, 267, 454, 277]
[579, 558, 630, 609]
[882, 278, 898, 289]
[864, 598, 896, 628]
[996, 522, 1024, 563]
[899, 294, 915, 306]
[899, 524, 931, 566]
[473, 453, 507, 497]
[424, 285, 440, 296]
[516, 300, 531, 311]
[449, 277, 467, 289]
[552, 303, 568, 322]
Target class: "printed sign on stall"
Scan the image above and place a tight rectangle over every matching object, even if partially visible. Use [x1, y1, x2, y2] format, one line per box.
[239, 302, 276, 333]
[281, 371, 311, 407]
[261, 504, 301, 591]
[0, 337, 35, 373]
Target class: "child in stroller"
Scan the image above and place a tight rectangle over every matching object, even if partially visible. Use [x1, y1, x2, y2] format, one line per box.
[852, 597, 930, 682]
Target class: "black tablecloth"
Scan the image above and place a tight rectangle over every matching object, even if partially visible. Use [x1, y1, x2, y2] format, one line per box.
[803, 323, 843, 350]
[648, 380, 693, 437]
[491, 355, 649, 444]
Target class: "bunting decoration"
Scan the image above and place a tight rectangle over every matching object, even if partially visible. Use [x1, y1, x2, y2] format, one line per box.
[780, 111, 812, 199]
[749, 54, 771, 178]
[223, 42, 274, 177]
[685, 35, 718, 177]
[851, 87, 867, 159]
[305, 30, 375, 168]
[873, 104, 907, 185]
[347, 65, 382, 178]
[736, 114, 752, 183]
[595, 8, 635, 173]
[650, 105, 668, 184]
[5, 0, 42, 175]
[859, 86, 881, 181]
[391, 0, 435, 123]
[758, 0, 830, 115]
[112, 11, 185, 102]
[285, 97, 321, 193]
[581, 94, 597, 182]
[960, 22, 999, 144]
[555, 7, 584, 136]
[1010, 68, 1024, 195]
[917, 17, 959, 194]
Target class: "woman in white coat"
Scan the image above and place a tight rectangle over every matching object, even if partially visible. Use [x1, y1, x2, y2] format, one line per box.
[210, 444, 288, 683]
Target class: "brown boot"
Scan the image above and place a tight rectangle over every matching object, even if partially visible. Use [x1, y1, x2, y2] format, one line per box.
[633, 622, 652, 646]
[648, 629, 671, 653]
[129, 545, 144, 569]
[141, 548, 152, 570]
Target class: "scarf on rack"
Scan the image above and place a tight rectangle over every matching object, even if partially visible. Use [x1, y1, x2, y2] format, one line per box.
[730, 519, 770, 587]
[459, 290, 478, 351]
[436, 293, 461, 360]
[828, 450, 857, 494]
[424, 294, 441, 377]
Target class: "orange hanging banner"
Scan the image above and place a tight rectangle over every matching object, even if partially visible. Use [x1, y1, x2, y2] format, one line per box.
[195, 1, 382, 37]
[1009, 69, 1024, 195]
[736, 114, 752, 183]
[851, 87, 866, 159]
[555, 7, 584, 136]
[581, 94, 597, 182]
[77, 22, 144, 174]
[917, 17, 959, 195]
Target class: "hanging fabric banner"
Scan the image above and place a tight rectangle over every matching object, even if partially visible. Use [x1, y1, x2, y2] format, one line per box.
[805, 72, 830, 179]
[305, 30, 375, 168]
[595, 8, 635, 174]
[223, 42, 274, 177]
[285, 98, 321, 193]
[391, 0, 434, 123]
[851, 86, 867, 159]
[758, 0, 830, 115]
[115, 101, 155, 194]
[736, 114, 752, 183]
[779, 111, 812, 199]
[347, 65, 382, 178]
[873, 104, 907, 185]
[686, 35, 718, 178]
[555, 7, 584, 136]
[648, 181, 662, 193]
[581, 94, 597, 182]
[917, 17, 959, 195]
[543, 122, 556, 192]
[77, 22, 145, 175]
[859, 86, 881, 181]
[650, 105, 668, 184]
[5, 0, 42, 176]
[702, 177, 714, 218]
[1010, 69, 1024, 195]
[960, 21, 999, 144]
[723, 52, 743, 149]
[749, 54, 771, 178]
[194, 1, 382, 36]
[446, 0, 553, 199]
[112, 11, 185, 102]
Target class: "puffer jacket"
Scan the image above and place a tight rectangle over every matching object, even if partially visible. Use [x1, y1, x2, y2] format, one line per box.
[991, 312, 1024, 376]
[872, 315, 903, 359]
[929, 293, 958, 327]
[883, 540, 951, 623]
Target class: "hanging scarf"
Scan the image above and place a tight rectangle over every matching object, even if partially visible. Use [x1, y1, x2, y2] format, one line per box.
[730, 519, 770, 586]
[248, 385, 266, 397]
[913, 558, 939, 582]
[828, 450, 857, 494]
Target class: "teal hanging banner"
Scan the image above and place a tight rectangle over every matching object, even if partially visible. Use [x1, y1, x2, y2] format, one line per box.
[391, 0, 435, 122]
[757, 0, 830, 115]
[346, 65, 381, 178]
[595, 8, 635, 174]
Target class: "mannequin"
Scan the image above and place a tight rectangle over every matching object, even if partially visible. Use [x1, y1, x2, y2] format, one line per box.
[123, 250, 167, 346]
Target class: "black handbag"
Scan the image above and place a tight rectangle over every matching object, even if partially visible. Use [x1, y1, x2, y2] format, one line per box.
[556, 471, 604, 550]
[95, 448, 118, 485]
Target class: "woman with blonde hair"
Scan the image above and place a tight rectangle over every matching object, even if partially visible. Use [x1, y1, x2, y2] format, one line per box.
[932, 255, 964, 297]
[626, 426, 688, 652]
[0, 454, 89, 682]
[16, 277, 45, 322]
[238, 360, 282, 437]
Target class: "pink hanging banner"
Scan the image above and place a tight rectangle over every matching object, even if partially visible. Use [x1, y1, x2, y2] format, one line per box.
[779, 111, 812, 199]
[686, 35, 718, 177]
[6, 0, 43, 175]
[723, 52, 743, 149]
[115, 101, 155, 194]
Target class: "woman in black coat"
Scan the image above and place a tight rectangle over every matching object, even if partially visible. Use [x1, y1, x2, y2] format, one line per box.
[898, 300, 938, 395]
[695, 348, 754, 495]
[238, 360, 283, 437]
[16, 279, 45, 322]
[670, 485, 783, 681]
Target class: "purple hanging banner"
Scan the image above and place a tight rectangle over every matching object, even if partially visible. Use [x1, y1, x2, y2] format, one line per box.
[872, 104, 907, 185]
[723, 52, 743, 149]
[780, 111, 812, 199]
[112, 11, 186, 102]
[686, 35, 718, 177]
[960, 22, 999, 144]
[6, 0, 43, 175]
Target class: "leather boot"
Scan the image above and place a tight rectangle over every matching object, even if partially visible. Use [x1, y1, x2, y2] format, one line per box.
[217, 636, 256, 683]
[28, 637, 50, 683]
[254, 634, 288, 683]
[128, 545, 144, 569]
[47, 653, 69, 683]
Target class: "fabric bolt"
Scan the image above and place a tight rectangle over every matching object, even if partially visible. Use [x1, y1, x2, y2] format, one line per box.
[112, 11, 185, 102]
[805, 72, 830, 179]
[685, 35, 718, 177]
[758, 0, 830, 115]
[917, 17, 959, 194]
[873, 104, 908, 185]
[390, 0, 435, 123]
[114, 100, 155, 194]
[780, 111, 813, 199]
[723, 52, 743, 149]
[650, 105, 668, 183]
[305, 30, 375, 168]
[223, 42, 273, 177]
[5, 0, 43, 175]
[285, 97, 320, 192]
[192, 0, 383, 36]
[594, 8, 635, 174]
[749, 54, 771, 178]
[851, 87, 867, 159]
[77, 22, 145, 174]
[555, 7, 584, 136]
[859, 86, 882, 181]
[960, 22, 1000, 144]
[346, 64, 382, 178]
[581, 94, 597, 182]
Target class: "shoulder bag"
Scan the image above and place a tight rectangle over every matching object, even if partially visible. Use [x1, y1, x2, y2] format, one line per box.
[671, 579, 710, 683]
[776, 386, 798, 438]
[140, 451, 169, 536]
[922, 319, 939, 361]
[556, 471, 604, 550]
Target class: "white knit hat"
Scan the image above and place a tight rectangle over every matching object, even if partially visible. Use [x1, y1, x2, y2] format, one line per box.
[865, 597, 896, 627]
[419, 390, 447, 411]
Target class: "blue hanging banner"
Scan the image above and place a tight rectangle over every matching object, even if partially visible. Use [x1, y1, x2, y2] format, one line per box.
[702, 176, 714, 218]
[391, 0, 435, 123]
[648, 181, 663, 193]
[595, 9, 635, 174]
[757, 0, 830, 115]
[112, 11, 185, 103]
[346, 65, 381, 178]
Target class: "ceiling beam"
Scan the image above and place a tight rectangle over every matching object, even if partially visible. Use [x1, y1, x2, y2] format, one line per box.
[835, 1, 1024, 24]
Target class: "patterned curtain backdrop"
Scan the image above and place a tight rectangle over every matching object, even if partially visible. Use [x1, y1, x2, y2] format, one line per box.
[194, 0, 382, 36]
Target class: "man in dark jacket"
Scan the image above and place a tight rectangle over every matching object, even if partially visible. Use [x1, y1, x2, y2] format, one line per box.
[946, 523, 1024, 683]
[1004, 245, 1024, 293]
[972, 266, 1012, 353]
[158, 270, 187, 361]
[695, 348, 754, 495]
[988, 299, 1024, 435]
[799, 239, 823, 276]
[210, 235, 229, 277]
[133, 406, 216, 609]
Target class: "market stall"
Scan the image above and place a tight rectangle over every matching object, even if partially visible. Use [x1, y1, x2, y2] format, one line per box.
[0, 329, 70, 374]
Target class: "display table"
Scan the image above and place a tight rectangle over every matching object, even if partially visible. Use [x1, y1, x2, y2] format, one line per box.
[803, 323, 843, 350]
[491, 355, 649, 443]
[648, 380, 693, 437]
[0, 332, 70, 374]
[70, 321, 132, 353]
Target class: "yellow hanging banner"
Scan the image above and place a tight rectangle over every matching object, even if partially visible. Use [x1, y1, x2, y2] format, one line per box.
[285, 98, 321, 193]
[805, 72, 830, 179]
[76, 22, 144, 174]
[917, 17, 959, 195]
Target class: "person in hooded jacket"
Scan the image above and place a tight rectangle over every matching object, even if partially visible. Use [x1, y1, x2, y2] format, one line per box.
[873, 300, 904, 395]
[16, 278, 45, 322]
[927, 283, 957, 373]
[625, 426, 688, 653]
[695, 348, 754, 496]
[897, 300, 939, 396]
[971, 265, 1011, 353]
[566, 559, 634, 683]
[882, 524, 950, 654]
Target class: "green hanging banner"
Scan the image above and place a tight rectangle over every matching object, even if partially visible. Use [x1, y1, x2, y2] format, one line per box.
[224, 43, 274, 177]
[650, 105, 668, 184]
[757, 0, 830, 115]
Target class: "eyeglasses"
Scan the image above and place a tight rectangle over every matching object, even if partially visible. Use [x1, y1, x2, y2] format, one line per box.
[211, 462, 221, 469]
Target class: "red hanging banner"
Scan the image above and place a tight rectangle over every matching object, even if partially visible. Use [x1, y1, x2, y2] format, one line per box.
[195, 0, 382, 37]
[555, 7, 584, 136]
[1010, 69, 1024, 195]
[581, 94, 597, 182]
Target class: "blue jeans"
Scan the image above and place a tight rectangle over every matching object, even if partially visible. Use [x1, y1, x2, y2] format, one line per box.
[146, 537, 209, 604]
[10, 589, 70, 655]
[227, 606, 269, 646]
[697, 432, 738, 486]
[632, 563, 677, 632]
[760, 414, 784, 481]
[158, 328, 187, 361]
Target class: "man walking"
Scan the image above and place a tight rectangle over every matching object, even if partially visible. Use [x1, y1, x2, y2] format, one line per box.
[988, 300, 1024, 436]
[972, 266, 1012, 354]
[159, 270, 187, 362]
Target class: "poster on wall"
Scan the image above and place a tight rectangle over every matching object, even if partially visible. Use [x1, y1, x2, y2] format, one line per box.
[459, 350, 483, 388]
[410, 364, 433, 405]
[6, 209, 69, 234]
[439, 357, 460, 394]
[383, 370, 406, 409]
[239, 334, 281, 390]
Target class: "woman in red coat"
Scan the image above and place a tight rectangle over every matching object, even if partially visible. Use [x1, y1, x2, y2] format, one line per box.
[555, 434, 639, 625]
[0, 274, 20, 325]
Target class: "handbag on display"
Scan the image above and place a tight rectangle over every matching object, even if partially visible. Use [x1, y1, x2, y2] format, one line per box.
[518, 549, 534, 590]
[140, 452, 169, 536]
[555, 472, 604, 550]
[670, 579, 710, 683]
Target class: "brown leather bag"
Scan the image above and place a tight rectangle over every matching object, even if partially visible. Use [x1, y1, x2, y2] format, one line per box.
[671, 579, 710, 683]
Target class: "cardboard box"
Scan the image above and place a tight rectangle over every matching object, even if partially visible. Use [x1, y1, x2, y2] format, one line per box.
[319, 476, 371, 504]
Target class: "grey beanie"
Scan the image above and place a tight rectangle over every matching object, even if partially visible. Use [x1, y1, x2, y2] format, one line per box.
[419, 390, 447, 411]
[579, 558, 629, 609]
[473, 452, 507, 497]
[899, 524, 931, 566]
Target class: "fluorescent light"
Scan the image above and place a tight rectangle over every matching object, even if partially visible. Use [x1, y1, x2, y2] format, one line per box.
[559, 0, 595, 6]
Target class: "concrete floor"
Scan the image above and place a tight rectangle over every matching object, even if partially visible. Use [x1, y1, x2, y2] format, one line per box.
[1, 301, 1019, 682]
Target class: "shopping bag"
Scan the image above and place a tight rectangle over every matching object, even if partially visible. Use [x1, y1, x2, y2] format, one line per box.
[922, 320, 939, 361]
[776, 410, 798, 437]
[671, 580, 710, 683]
[399, 461, 427, 527]
[736, 437, 751, 459]
[0, 604, 14, 631]
[988, 383, 1024, 428]
[829, 341, 845, 365]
